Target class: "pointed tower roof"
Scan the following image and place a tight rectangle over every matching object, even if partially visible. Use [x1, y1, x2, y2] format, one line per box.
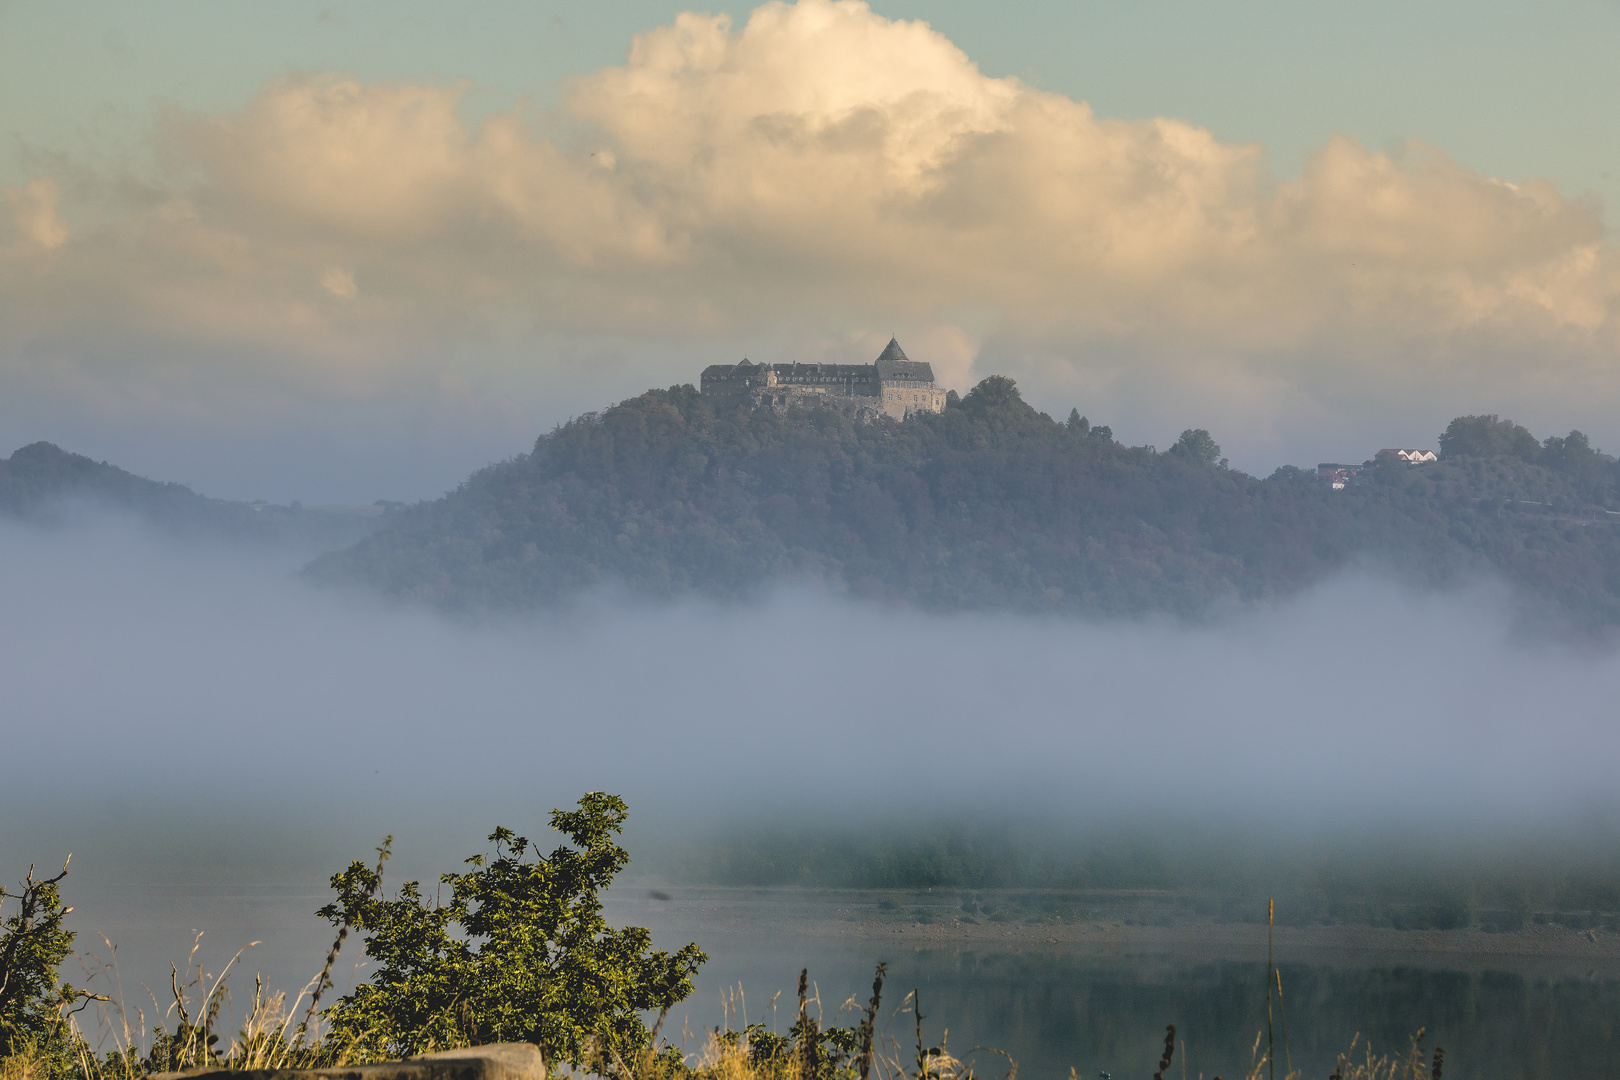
[874, 337, 910, 363]
[872, 337, 934, 382]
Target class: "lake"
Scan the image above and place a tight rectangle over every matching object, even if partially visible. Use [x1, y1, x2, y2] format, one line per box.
[62, 885, 1620, 1079]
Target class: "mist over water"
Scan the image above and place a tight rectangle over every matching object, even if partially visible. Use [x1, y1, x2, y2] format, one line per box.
[5, 507, 1620, 1005]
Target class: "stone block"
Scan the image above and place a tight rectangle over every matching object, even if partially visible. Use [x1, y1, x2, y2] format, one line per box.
[151, 1042, 546, 1080]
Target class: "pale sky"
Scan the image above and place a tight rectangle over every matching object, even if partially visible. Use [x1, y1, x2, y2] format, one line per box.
[4, 0, 1620, 501]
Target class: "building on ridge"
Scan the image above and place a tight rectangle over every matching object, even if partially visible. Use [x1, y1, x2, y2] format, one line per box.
[1374, 448, 1438, 464]
[699, 338, 947, 420]
[1314, 448, 1439, 488]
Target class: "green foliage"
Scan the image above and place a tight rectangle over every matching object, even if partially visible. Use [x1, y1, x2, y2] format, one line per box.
[1438, 414, 1542, 462]
[956, 375, 1034, 419]
[707, 965, 882, 1080]
[0, 861, 86, 1061]
[307, 381, 1620, 630]
[1169, 428, 1222, 467]
[720, 1019, 864, 1080]
[1541, 429, 1604, 480]
[318, 794, 705, 1070]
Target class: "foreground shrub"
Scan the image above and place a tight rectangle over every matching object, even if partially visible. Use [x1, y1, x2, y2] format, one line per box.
[318, 793, 706, 1071]
[1, 860, 99, 1071]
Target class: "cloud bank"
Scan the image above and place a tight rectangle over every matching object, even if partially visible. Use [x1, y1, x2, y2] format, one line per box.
[4, 0, 1620, 491]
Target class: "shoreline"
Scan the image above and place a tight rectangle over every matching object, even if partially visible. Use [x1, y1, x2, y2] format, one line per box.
[616, 886, 1620, 973]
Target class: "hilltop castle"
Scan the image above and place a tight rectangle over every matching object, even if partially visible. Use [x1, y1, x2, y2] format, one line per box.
[699, 338, 947, 420]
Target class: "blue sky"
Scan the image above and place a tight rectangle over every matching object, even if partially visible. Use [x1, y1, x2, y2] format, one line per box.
[3, 0, 1619, 501]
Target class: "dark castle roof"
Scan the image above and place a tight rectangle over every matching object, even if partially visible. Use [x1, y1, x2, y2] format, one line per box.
[701, 339, 935, 384]
[700, 360, 874, 379]
[875, 337, 909, 363]
[872, 338, 933, 381]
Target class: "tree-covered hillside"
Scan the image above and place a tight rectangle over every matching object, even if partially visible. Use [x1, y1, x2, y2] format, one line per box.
[305, 379, 1620, 628]
[0, 441, 388, 549]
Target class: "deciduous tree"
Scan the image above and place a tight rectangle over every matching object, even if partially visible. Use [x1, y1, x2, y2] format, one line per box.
[319, 794, 705, 1071]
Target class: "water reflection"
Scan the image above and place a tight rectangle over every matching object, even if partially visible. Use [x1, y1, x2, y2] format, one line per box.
[676, 946, 1620, 1079]
[61, 886, 1620, 1079]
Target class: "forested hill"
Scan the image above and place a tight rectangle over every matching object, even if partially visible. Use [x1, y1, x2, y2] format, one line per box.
[0, 441, 389, 549]
[305, 378, 1620, 629]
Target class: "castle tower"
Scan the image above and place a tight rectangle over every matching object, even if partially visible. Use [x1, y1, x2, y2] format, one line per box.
[872, 338, 946, 418]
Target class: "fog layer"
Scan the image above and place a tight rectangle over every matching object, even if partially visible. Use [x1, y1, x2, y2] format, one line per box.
[4, 510, 1618, 885]
[7, 507, 1620, 1026]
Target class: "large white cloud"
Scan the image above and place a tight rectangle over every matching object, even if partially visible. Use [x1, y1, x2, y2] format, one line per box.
[4, 0, 1620, 485]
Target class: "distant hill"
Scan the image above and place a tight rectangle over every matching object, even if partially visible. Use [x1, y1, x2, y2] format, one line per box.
[0, 441, 390, 550]
[304, 379, 1620, 630]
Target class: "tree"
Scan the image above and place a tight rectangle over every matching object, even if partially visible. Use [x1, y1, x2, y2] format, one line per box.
[957, 375, 1037, 421]
[307, 378, 1620, 632]
[1066, 409, 1089, 435]
[1371, 454, 1413, 487]
[1170, 428, 1222, 467]
[1542, 430, 1604, 476]
[1438, 415, 1540, 461]
[1, 858, 96, 1059]
[318, 794, 705, 1071]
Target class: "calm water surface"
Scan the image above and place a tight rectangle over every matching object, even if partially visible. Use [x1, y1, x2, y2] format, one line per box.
[66, 886, 1620, 1079]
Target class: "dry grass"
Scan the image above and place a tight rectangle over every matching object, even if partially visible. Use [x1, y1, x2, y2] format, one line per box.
[1322, 1031, 1441, 1080]
[1213, 1028, 1440, 1080]
[7, 934, 1449, 1080]
[0, 1021, 1450, 1080]
[9, 931, 368, 1080]
[589, 1014, 978, 1080]
[1, 1042, 51, 1080]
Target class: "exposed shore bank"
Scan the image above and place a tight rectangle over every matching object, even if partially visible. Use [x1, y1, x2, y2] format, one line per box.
[618, 886, 1620, 973]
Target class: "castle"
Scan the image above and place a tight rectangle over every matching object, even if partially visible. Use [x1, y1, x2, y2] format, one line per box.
[699, 338, 947, 420]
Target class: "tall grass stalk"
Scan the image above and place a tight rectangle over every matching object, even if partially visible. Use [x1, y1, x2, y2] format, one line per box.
[1265, 898, 1274, 1080]
[1273, 968, 1291, 1078]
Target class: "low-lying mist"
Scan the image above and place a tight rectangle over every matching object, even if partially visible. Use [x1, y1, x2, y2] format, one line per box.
[5, 505, 1620, 903]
